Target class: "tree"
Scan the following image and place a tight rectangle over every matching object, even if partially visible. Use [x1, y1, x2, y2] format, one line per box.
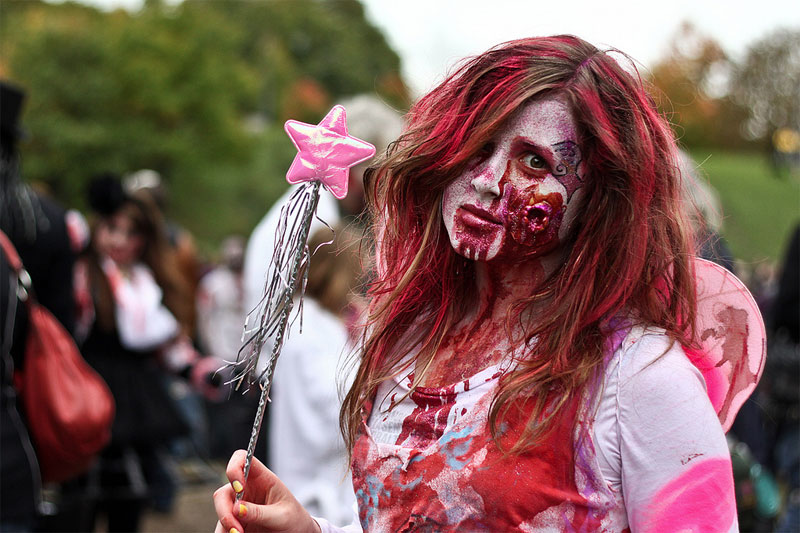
[648, 22, 750, 149]
[1, 0, 257, 205]
[729, 28, 800, 142]
[181, 0, 410, 121]
[0, 0, 409, 248]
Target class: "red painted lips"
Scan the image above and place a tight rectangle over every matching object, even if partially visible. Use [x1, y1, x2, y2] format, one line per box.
[458, 205, 502, 228]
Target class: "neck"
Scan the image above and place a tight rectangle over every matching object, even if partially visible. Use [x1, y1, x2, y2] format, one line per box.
[416, 251, 563, 387]
[469, 250, 563, 327]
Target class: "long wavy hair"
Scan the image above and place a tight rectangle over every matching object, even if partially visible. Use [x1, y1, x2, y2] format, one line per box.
[86, 190, 193, 337]
[341, 35, 697, 455]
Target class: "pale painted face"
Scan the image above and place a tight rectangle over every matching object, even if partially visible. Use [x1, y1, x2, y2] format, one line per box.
[442, 97, 585, 263]
[95, 211, 145, 268]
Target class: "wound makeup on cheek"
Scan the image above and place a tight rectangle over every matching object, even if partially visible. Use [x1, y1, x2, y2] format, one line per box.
[552, 140, 583, 200]
[525, 201, 552, 232]
[504, 187, 564, 247]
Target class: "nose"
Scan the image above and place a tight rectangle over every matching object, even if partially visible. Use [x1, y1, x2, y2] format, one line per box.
[470, 154, 504, 198]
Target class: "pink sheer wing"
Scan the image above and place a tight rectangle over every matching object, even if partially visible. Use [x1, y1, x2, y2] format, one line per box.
[684, 258, 766, 432]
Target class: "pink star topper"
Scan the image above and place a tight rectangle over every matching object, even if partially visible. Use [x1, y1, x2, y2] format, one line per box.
[284, 105, 376, 199]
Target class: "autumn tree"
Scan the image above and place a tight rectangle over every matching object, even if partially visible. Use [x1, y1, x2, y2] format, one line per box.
[648, 22, 750, 149]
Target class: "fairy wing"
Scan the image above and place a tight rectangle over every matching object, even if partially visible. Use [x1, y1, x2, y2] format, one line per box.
[684, 257, 766, 432]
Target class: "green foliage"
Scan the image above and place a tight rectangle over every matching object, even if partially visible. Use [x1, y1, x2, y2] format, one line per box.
[2, 0, 257, 204]
[690, 149, 800, 264]
[0, 0, 408, 254]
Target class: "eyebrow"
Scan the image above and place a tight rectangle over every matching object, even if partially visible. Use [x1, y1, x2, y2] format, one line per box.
[511, 136, 571, 165]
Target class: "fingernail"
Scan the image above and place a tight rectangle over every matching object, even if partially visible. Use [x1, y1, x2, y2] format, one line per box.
[238, 503, 247, 517]
[232, 480, 243, 493]
[229, 528, 240, 533]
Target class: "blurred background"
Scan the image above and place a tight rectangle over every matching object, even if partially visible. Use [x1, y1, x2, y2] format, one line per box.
[1, 0, 797, 263]
[1, 0, 798, 531]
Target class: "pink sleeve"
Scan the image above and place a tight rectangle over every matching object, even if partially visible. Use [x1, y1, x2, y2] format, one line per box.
[617, 334, 738, 532]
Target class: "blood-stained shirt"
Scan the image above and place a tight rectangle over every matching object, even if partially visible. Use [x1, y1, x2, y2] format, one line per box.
[315, 326, 738, 532]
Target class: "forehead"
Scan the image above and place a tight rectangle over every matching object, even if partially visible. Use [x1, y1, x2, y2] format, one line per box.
[497, 97, 577, 145]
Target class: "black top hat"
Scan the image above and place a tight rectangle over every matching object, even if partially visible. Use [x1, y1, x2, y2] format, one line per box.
[1, 80, 27, 149]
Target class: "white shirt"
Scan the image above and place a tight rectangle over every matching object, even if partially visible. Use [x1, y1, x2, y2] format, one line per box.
[269, 298, 357, 526]
[195, 266, 246, 360]
[243, 185, 341, 318]
[316, 326, 737, 532]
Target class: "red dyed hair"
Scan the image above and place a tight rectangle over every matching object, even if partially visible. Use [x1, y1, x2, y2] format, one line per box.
[342, 35, 696, 454]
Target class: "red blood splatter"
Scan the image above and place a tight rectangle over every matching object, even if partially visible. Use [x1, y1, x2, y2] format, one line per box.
[699, 305, 758, 424]
[351, 394, 607, 531]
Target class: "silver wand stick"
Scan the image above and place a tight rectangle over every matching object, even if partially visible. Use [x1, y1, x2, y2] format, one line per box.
[230, 105, 375, 499]
[236, 181, 320, 502]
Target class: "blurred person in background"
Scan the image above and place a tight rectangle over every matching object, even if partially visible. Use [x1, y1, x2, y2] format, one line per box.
[677, 149, 736, 274]
[196, 235, 247, 362]
[0, 81, 76, 333]
[764, 223, 799, 532]
[70, 174, 201, 532]
[0, 80, 58, 533]
[268, 223, 365, 526]
[243, 94, 403, 320]
[239, 94, 402, 467]
[124, 169, 201, 339]
[196, 235, 261, 461]
[1, 80, 82, 533]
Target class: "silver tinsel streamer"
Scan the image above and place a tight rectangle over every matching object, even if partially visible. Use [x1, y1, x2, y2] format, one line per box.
[225, 180, 322, 497]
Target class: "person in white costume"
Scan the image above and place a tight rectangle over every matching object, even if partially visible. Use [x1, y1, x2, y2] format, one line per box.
[269, 224, 366, 525]
[242, 95, 403, 318]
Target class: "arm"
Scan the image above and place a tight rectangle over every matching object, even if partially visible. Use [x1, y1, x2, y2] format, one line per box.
[616, 334, 737, 532]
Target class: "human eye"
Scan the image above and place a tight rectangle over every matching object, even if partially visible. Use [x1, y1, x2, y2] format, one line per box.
[467, 142, 495, 169]
[477, 142, 495, 160]
[520, 152, 548, 170]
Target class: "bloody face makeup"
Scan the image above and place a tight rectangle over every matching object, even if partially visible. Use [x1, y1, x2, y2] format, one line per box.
[95, 211, 145, 268]
[442, 97, 584, 263]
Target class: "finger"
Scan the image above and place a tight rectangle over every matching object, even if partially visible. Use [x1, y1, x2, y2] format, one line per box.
[213, 484, 244, 533]
[236, 500, 292, 531]
[225, 450, 250, 496]
[225, 450, 276, 498]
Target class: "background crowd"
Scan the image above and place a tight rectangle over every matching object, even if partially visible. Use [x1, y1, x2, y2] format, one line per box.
[0, 1, 798, 532]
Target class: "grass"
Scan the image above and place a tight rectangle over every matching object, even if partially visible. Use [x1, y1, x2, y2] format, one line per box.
[689, 149, 799, 267]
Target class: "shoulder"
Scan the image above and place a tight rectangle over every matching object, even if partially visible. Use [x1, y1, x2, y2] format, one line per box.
[601, 327, 737, 532]
[599, 326, 728, 464]
[606, 326, 706, 398]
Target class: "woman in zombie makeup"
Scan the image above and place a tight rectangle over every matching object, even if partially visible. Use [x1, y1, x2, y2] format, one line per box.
[73, 176, 201, 531]
[214, 35, 759, 533]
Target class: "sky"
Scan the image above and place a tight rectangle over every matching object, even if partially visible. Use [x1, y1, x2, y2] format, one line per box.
[67, 0, 799, 97]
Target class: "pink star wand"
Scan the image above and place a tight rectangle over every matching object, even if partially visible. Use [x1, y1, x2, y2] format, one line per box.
[231, 105, 375, 499]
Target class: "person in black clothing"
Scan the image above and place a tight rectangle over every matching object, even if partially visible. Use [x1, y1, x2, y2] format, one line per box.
[1, 246, 39, 533]
[0, 83, 76, 334]
[0, 80, 76, 531]
[72, 174, 196, 532]
[766, 224, 800, 531]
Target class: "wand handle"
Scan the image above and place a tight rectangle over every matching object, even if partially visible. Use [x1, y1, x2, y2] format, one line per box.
[236, 181, 322, 501]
